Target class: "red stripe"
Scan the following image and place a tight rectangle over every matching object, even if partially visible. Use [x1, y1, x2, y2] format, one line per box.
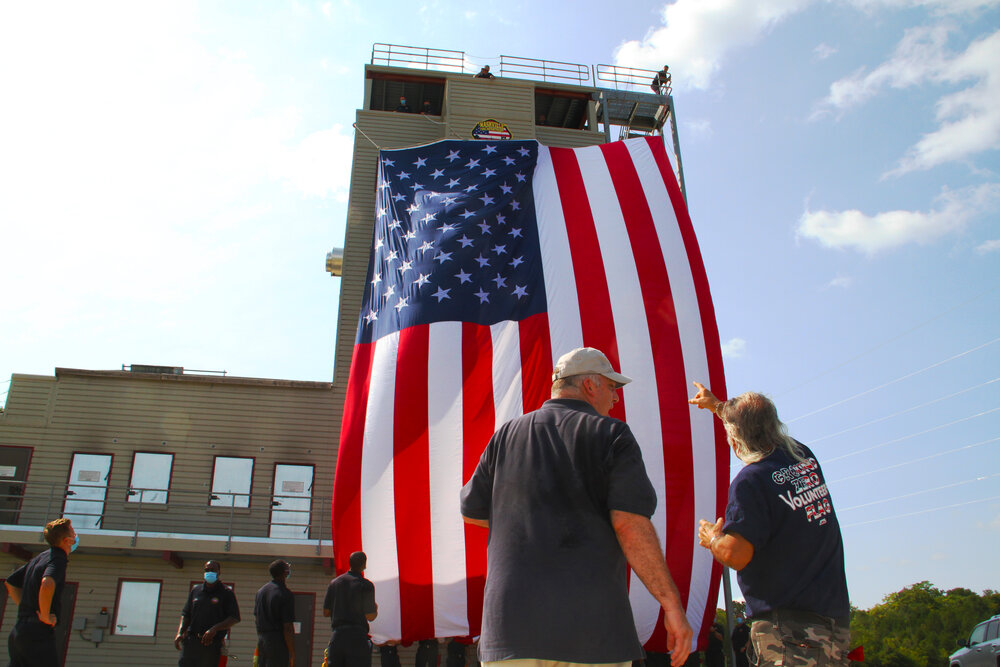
[392, 326, 435, 642]
[646, 137, 729, 644]
[600, 141, 696, 650]
[462, 322, 495, 637]
[332, 342, 376, 574]
[518, 312, 552, 413]
[547, 146, 626, 421]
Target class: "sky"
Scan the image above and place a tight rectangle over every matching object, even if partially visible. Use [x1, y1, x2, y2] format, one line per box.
[1, 0, 997, 612]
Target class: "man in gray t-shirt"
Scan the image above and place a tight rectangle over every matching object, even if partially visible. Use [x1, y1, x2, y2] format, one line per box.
[460, 347, 693, 667]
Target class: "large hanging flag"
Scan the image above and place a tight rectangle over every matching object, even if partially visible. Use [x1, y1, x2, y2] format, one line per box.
[332, 136, 728, 652]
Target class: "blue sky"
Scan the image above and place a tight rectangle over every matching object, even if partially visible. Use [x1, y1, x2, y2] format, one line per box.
[1, 0, 997, 610]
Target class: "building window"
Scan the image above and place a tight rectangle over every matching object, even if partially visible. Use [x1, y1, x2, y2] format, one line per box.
[113, 580, 161, 636]
[270, 464, 314, 538]
[64, 453, 112, 529]
[127, 452, 173, 504]
[210, 456, 254, 508]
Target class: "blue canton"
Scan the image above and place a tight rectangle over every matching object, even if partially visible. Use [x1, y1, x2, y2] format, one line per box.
[357, 140, 546, 344]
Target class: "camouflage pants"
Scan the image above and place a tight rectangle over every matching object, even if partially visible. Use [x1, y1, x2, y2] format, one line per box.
[750, 610, 850, 667]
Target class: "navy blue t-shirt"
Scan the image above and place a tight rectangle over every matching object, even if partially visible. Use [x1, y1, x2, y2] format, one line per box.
[6, 547, 68, 622]
[724, 443, 849, 621]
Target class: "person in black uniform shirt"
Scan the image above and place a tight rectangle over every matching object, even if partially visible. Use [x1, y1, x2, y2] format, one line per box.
[415, 639, 439, 667]
[731, 618, 750, 667]
[254, 559, 296, 667]
[4, 518, 77, 667]
[175, 560, 241, 667]
[705, 622, 725, 667]
[323, 551, 377, 667]
[395, 97, 411, 113]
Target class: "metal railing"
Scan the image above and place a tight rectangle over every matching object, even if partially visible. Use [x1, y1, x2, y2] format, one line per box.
[594, 63, 671, 95]
[499, 55, 590, 84]
[371, 43, 466, 73]
[0, 480, 330, 554]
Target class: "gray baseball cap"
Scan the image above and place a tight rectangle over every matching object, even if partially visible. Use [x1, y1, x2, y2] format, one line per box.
[552, 347, 632, 385]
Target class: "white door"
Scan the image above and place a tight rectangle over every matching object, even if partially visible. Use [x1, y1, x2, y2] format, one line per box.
[270, 464, 313, 538]
[64, 453, 112, 529]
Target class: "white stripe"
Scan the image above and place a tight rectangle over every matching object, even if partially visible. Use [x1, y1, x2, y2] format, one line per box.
[533, 145, 584, 362]
[573, 142, 664, 644]
[491, 320, 524, 427]
[361, 334, 402, 643]
[627, 138, 717, 642]
[427, 323, 470, 638]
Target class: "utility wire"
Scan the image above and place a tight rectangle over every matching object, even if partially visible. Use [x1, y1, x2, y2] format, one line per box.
[809, 377, 1000, 444]
[786, 336, 1000, 424]
[824, 408, 1000, 464]
[828, 436, 1000, 484]
[776, 284, 999, 398]
[837, 472, 1000, 513]
[842, 494, 1000, 528]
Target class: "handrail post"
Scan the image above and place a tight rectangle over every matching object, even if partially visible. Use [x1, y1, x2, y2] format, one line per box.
[131, 491, 142, 547]
[225, 493, 235, 552]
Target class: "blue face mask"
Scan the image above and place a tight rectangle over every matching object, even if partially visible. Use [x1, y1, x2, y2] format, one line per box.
[204, 571, 218, 584]
[70, 535, 79, 553]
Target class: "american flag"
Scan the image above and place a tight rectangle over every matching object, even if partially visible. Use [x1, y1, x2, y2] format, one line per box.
[332, 136, 728, 652]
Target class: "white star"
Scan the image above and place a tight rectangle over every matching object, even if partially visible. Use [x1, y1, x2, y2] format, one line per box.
[474, 288, 490, 303]
[385, 250, 398, 262]
[383, 284, 395, 299]
[459, 209, 476, 219]
[512, 285, 529, 299]
[418, 241, 434, 253]
[374, 237, 384, 250]
[365, 309, 378, 323]
[433, 287, 451, 301]
[517, 146, 530, 157]
[455, 269, 473, 284]
[434, 251, 453, 263]
[414, 157, 427, 168]
[371, 272, 382, 286]
[393, 193, 406, 202]
[446, 150, 461, 162]
[394, 297, 409, 312]
[482, 168, 496, 178]
[493, 244, 507, 255]
[421, 212, 437, 224]
[378, 181, 390, 189]
[478, 222, 492, 235]
[492, 275, 507, 288]
[500, 183, 513, 194]
[377, 207, 387, 217]
[398, 171, 411, 180]
[406, 203, 419, 213]
[403, 230, 417, 241]
[480, 194, 494, 206]
[510, 200, 521, 211]
[464, 184, 477, 193]
[503, 156, 516, 166]
[510, 227, 522, 238]
[446, 178, 460, 189]
[515, 172, 526, 182]
[496, 214, 506, 225]
[458, 235, 474, 248]
[399, 259, 413, 273]
[465, 158, 480, 168]
[442, 196, 457, 206]
[431, 168, 445, 179]
[410, 182, 424, 191]
[413, 273, 431, 287]
[382, 158, 395, 167]
[475, 254, 490, 268]
[388, 219, 401, 230]
[440, 222, 456, 233]
[482, 144, 497, 154]
[510, 256, 524, 268]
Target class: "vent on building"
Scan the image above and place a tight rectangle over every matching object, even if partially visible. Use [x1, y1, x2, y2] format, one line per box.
[125, 365, 184, 375]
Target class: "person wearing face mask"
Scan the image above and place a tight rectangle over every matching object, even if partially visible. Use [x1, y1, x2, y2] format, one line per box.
[254, 559, 297, 667]
[175, 560, 241, 667]
[395, 96, 411, 113]
[4, 517, 77, 667]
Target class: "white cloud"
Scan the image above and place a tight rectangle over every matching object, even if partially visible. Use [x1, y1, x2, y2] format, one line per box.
[722, 337, 748, 358]
[816, 26, 1000, 174]
[851, 0, 1000, 12]
[613, 0, 813, 90]
[797, 183, 1000, 253]
[272, 124, 354, 201]
[684, 119, 713, 140]
[975, 239, 1000, 253]
[827, 275, 854, 288]
[814, 43, 838, 60]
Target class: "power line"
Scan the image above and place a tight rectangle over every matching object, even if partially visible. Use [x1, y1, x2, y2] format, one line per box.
[827, 436, 1000, 484]
[809, 377, 1000, 444]
[786, 336, 1000, 424]
[841, 494, 1000, 528]
[837, 472, 1000, 513]
[776, 284, 999, 398]
[824, 409, 1000, 464]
